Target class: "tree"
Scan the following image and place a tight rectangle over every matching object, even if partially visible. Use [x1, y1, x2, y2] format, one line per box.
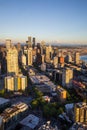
[43, 105, 50, 118]
[33, 87, 43, 98]
[0, 89, 5, 96]
[31, 99, 39, 109]
[66, 91, 70, 98]
[57, 107, 64, 115]
[50, 107, 57, 117]
[36, 90, 43, 98]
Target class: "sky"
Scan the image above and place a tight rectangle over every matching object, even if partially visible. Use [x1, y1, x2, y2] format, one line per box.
[0, 0, 87, 44]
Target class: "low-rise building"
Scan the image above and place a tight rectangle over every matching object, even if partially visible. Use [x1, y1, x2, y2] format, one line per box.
[62, 68, 73, 88]
[35, 81, 56, 94]
[30, 75, 50, 85]
[20, 114, 39, 129]
[38, 121, 58, 130]
[70, 123, 87, 130]
[0, 102, 28, 130]
[0, 98, 11, 112]
[41, 63, 46, 71]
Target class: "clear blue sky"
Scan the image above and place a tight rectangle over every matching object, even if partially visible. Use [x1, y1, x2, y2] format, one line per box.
[0, 0, 87, 44]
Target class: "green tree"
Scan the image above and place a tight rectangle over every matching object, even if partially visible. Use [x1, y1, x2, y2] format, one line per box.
[33, 87, 43, 98]
[31, 99, 39, 109]
[50, 107, 57, 117]
[57, 107, 64, 115]
[43, 105, 51, 118]
[66, 91, 70, 98]
[0, 89, 5, 96]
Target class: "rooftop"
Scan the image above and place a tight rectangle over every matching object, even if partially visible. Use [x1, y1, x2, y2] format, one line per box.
[76, 102, 87, 108]
[20, 114, 39, 129]
[0, 97, 10, 105]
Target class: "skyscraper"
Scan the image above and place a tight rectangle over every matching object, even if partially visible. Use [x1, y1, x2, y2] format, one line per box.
[45, 45, 52, 63]
[41, 54, 45, 63]
[28, 36, 32, 47]
[21, 54, 26, 66]
[53, 56, 58, 68]
[17, 42, 21, 52]
[74, 52, 80, 64]
[62, 68, 73, 88]
[32, 37, 35, 48]
[27, 48, 32, 66]
[41, 41, 45, 55]
[6, 39, 12, 50]
[65, 54, 72, 63]
[7, 47, 18, 75]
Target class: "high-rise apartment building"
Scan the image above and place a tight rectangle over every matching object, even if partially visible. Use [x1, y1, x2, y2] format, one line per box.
[23, 46, 28, 55]
[20, 76, 27, 91]
[5, 76, 14, 91]
[21, 54, 26, 66]
[17, 42, 21, 52]
[6, 39, 12, 50]
[7, 47, 18, 75]
[27, 48, 32, 66]
[5, 75, 27, 91]
[58, 56, 64, 64]
[41, 54, 45, 63]
[65, 54, 72, 63]
[74, 102, 87, 123]
[45, 45, 52, 63]
[53, 56, 58, 68]
[62, 68, 73, 88]
[74, 52, 80, 64]
[41, 41, 45, 55]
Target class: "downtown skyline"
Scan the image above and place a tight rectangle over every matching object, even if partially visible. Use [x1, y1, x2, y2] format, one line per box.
[0, 0, 87, 44]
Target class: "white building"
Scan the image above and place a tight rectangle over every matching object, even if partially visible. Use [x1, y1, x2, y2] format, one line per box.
[53, 56, 58, 68]
[21, 54, 26, 66]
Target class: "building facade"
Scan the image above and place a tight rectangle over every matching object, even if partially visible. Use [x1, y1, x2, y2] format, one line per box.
[7, 47, 18, 75]
[27, 48, 32, 66]
[74, 102, 87, 124]
[62, 68, 73, 88]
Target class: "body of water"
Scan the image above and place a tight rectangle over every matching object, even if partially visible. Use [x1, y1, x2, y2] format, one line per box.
[80, 55, 87, 63]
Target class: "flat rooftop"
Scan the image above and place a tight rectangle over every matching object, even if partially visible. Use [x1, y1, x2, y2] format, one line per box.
[0, 97, 10, 105]
[20, 114, 39, 129]
[30, 75, 50, 84]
